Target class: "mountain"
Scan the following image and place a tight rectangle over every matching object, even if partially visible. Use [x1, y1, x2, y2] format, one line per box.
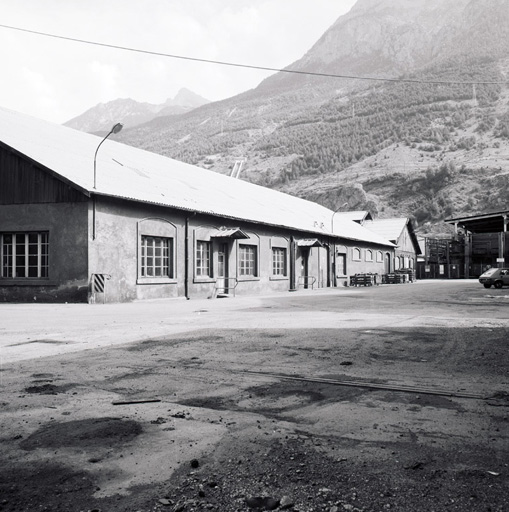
[113, 0, 509, 235]
[64, 88, 209, 134]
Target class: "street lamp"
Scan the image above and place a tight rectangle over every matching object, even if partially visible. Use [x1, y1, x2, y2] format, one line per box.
[330, 202, 348, 288]
[93, 122, 123, 189]
[331, 202, 349, 233]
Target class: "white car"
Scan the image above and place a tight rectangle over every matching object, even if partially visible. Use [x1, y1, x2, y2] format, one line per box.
[479, 268, 509, 289]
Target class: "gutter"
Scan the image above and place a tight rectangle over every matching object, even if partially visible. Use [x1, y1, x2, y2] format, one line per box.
[184, 212, 197, 300]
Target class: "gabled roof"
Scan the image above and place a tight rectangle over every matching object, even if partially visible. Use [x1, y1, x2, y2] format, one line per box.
[0, 106, 394, 247]
[211, 228, 249, 239]
[297, 239, 324, 247]
[333, 211, 373, 223]
[364, 218, 421, 254]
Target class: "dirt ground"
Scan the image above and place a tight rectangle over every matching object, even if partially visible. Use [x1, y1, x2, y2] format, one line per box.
[0, 281, 508, 512]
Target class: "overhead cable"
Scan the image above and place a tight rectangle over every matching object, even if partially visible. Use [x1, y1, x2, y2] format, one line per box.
[0, 23, 507, 86]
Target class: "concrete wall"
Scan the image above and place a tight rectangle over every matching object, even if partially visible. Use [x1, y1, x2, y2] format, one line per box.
[89, 197, 186, 303]
[395, 226, 417, 270]
[0, 202, 89, 302]
[1, 195, 396, 303]
[91, 198, 381, 302]
[346, 243, 390, 277]
[90, 198, 301, 302]
[189, 222, 293, 298]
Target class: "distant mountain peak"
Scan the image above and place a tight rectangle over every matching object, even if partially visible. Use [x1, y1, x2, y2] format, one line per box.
[164, 88, 210, 108]
[64, 89, 210, 134]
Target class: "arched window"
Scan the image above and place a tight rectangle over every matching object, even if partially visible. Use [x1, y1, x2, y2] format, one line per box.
[366, 249, 373, 262]
[137, 218, 177, 282]
[353, 247, 361, 261]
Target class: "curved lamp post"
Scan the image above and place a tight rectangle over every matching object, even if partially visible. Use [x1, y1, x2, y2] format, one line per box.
[330, 202, 348, 288]
[331, 202, 349, 234]
[92, 123, 123, 239]
[93, 122, 123, 189]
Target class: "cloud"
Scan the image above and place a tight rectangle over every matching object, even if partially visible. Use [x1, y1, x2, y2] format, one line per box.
[21, 67, 60, 116]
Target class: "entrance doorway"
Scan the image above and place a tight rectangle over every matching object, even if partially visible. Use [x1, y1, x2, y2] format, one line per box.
[385, 252, 392, 274]
[300, 248, 310, 288]
[217, 243, 229, 293]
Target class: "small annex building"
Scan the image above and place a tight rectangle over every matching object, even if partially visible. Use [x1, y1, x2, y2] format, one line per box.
[0, 107, 395, 303]
[362, 218, 421, 272]
[334, 212, 421, 273]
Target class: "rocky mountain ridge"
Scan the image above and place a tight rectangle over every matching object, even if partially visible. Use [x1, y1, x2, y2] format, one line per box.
[64, 88, 209, 134]
[71, 0, 509, 234]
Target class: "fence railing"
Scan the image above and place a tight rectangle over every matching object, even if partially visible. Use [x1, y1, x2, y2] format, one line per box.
[209, 277, 239, 298]
[298, 276, 317, 289]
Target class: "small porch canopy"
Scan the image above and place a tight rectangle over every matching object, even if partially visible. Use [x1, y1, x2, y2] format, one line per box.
[211, 227, 250, 239]
[297, 239, 324, 248]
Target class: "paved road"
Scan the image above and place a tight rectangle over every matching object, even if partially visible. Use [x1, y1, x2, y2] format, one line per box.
[1, 279, 509, 364]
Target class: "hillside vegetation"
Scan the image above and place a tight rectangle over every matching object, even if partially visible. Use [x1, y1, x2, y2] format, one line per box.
[114, 0, 509, 235]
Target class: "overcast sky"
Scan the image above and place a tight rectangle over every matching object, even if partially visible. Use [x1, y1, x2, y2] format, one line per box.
[0, 0, 357, 124]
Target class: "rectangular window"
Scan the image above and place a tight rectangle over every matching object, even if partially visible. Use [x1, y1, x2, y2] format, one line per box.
[1, 232, 49, 279]
[272, 247, 287, 276]
[196, 241, 212, 277]
[141, 236, 173, 278]
[239, 244, 257, 277]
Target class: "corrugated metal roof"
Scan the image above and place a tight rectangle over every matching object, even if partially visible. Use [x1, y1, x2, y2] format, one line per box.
[0, 106, 394, 247]
[333, 211, 372, 223]
[211, 228, 249, 239]
[363, 218, 409, 243]
[297, 239, 324, 247]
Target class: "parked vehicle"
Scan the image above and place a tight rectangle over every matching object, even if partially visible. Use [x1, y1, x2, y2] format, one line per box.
[479, 267, 509, 288]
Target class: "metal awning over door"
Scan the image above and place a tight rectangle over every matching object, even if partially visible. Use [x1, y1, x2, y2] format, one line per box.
[211, 228, 250, 239]
[297, 239, 324, 248]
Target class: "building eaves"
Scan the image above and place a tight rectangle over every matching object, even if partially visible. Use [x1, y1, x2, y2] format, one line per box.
[0, 106, 395, 248]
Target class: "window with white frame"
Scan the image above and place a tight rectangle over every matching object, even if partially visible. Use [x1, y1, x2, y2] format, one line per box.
[196, 241, 212, 277]
[1, 232, 49, 279]
[366, 249, 373, 262]
[353, 247, 361, 261]
[239, 244, 257, 276]
[140, 235, 173, 278]
[272, 247, 287, 276]
[376, 250, 383, 262]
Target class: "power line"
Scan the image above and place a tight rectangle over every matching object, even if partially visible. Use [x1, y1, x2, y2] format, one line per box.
[0, 22, 507, 86]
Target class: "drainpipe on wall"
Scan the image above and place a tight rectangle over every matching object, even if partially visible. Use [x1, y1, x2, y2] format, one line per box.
[184, 212, 197, 300]
[92, 195, 97, 240]
[289, 236, 297, 291]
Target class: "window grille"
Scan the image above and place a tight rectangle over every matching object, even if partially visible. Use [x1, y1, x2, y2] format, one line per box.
[1, 232, 49, 279]
[239, 244, 257, 276]
[196, 241, 212, 277]
[140, 236, 173, 278]
[272, 247, 287, 276]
